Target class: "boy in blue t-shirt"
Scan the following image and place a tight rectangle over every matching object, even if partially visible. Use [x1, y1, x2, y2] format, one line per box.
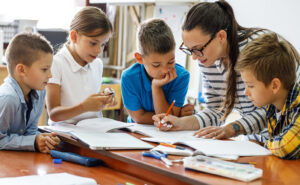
[0, 32, 60, 153]
[121, 19, 191, 124]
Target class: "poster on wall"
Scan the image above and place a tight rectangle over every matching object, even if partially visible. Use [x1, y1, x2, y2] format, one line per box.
[154, 4, 189, 67]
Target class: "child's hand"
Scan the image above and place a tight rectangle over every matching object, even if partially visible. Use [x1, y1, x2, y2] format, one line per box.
[180, 104, 195, 117]
[35, 133, 61, 153]
[105, 95, 117, 107]
[152, 67, 177, 87]
[81, 93, 110, 112]
[102, 88, 117, 107]
[152, 113, 182, 131]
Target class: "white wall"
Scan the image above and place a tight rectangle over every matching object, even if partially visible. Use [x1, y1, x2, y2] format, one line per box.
[227, 0, 300, 53]
[188, 0, 300, 99]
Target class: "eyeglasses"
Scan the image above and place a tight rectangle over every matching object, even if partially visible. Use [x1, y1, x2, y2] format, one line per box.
[179, 34, 216, 57]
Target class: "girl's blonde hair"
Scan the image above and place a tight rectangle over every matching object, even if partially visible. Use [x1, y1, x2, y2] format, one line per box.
[70, 6, 113, 37]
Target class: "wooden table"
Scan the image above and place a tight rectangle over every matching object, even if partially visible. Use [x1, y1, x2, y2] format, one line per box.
[0, 150, 153, 185]
[55, 132, 300, 185]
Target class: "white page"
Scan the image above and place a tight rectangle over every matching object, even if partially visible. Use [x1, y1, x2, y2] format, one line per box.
[129, 123, 196, 139]
[72, 132, 153, 150]
[0, 173, 97, 185]
[40, 118, 133, 134]
[76, 118, 133, 133]
[184, 140, 272, 156]
[143, 137, 271, 156]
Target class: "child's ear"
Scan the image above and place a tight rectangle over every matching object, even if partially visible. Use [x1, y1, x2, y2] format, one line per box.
[270, 78, 281, 94]
[15, 63, 26, 77]
[70, 30, 77, 43]
[134, 52, 143, 64]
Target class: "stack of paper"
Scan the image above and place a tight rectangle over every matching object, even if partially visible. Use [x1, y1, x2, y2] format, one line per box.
[0, 173, 97, 185]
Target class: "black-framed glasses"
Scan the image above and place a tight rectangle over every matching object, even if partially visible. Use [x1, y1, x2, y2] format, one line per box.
[179, 34, 216, 57]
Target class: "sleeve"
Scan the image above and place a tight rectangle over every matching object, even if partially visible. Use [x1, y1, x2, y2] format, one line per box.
[121, 72, 141, 111]
[237, 107, 267, 134]
[265, 110, 300, 160]
[193, 75, 225, 128]
[0, 96, 36, 151]
[168, 69, 190, 107]
[194, 75, 267, 133]
[48, 56, 62, 85]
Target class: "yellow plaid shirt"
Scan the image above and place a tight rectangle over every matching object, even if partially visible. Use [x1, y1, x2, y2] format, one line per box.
[265, 83, 300, 159]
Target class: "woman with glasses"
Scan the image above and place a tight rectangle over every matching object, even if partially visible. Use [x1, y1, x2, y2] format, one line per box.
[153, 0, 271, 142]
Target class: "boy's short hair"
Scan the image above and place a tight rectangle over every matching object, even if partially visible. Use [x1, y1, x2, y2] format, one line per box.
[235, 32, 300, 89]
[136, 18, 175, 56]
[5, 32, 53, 75]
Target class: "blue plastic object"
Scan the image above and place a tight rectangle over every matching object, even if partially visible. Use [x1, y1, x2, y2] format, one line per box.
[50, 150, 103, 167]
[142, 150, 168, 160]
[198, 92, 205, 103]
[53, 158, 62, 164]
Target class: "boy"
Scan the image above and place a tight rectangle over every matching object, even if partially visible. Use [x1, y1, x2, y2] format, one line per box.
[0, 32, 60, 153]
[121, 19, 191, 124]
[235, 32, 300, 159]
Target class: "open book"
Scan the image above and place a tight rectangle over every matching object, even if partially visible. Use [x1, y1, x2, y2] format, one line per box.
[123, 123, 196, 139]
[142, 137, 272, 157]
[39, 118, 153, 150]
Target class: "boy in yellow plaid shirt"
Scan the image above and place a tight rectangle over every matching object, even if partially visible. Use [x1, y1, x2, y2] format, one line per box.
[236, 32, 300, 159]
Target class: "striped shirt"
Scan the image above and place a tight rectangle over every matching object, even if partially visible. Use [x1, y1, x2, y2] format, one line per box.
[194, 30, 300, 142]
[265, 83, 300, 160]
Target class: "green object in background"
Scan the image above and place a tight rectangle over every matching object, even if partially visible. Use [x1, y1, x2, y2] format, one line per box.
[102, 77, 111, 84]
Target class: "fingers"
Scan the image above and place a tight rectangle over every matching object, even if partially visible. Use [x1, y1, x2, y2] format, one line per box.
[36, 133, 60, 153]
[169, 67, 177, 80]
[152, 113, 166, 122]
[193, 127, 223, 139]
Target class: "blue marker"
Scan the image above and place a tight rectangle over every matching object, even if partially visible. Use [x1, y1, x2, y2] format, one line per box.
[50, 150, 103, 167]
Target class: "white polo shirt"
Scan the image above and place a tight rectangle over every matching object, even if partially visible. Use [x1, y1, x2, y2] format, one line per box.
[48, 45, 103, 125]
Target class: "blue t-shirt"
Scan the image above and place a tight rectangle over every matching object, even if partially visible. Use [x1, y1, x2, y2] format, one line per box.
[121, 63, 190, 123]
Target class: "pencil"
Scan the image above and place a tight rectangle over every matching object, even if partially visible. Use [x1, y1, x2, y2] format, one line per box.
[158, 100, 175, 128]
[160, 142, 186, 150]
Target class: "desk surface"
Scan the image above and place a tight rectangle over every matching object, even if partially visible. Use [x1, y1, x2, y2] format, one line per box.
[56, 132, 300, 185]
[0, 150, 153, 185]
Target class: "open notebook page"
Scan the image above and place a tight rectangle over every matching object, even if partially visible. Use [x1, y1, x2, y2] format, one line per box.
[142, 137, 272, 156]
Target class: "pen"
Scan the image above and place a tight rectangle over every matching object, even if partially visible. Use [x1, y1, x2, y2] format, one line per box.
[158, 100, 175, 128]
[237, 162, 256, 165]
[160, 142, 186, 150]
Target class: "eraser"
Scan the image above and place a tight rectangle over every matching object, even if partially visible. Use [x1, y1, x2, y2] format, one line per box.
[53, 158, 62, 164]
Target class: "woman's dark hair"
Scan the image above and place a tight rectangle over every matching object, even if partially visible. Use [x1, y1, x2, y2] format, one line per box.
[182, 0, 263, 119]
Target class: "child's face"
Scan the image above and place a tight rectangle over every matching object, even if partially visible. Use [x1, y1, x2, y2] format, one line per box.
[240, 69, 274, 107]
[74, 29, 111, 65]
[141, 50, 176, 80]
[23, 52, 53, 91]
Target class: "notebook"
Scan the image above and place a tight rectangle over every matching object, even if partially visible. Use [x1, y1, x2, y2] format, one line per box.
[142, 137, 272, 157]
[0, 173, 97, 185]
[39, 118, 153, 150]
[41, 117, 134, 134]
[123, 123, 196, 139]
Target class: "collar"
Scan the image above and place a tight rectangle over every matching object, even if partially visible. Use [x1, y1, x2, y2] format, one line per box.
[5, 76, 39, 104]
[267, 83, 300, 118]
[60, 45, 90, 73]
[140, 64, 152, 92]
